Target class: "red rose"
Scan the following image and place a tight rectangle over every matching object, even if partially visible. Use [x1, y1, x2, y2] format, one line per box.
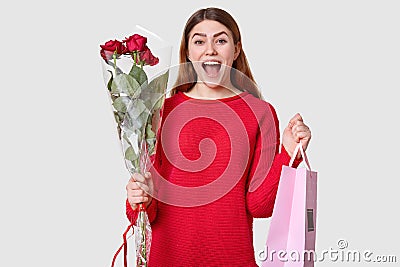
[100, 40, 126, 60]
[100, 49, 114, 61]
[139, 47, 159, 66]
[124, 34, 147, 52]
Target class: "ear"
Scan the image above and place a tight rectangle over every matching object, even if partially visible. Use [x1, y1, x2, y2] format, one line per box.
[234, 42, 242, 61]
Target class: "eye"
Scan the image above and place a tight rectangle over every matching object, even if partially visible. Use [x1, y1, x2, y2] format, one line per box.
[217, 39, 227, 44]
[194, 40, 204, 45]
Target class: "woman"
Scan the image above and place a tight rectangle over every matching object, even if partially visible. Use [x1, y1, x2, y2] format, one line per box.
[126, 7, 311, 266]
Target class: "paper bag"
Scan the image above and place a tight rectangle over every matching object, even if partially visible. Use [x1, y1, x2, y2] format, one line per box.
[261, 143, 317, 267]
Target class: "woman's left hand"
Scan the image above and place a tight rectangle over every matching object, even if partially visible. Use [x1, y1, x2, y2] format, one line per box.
[282, 113, 312, 158]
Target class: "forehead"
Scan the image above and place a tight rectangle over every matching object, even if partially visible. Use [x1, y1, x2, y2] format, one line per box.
[189, 20, 232, 37]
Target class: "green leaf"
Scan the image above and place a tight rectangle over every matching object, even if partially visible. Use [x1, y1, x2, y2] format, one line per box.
[153, 94, 166, 110]
[128, 111, 148, 131]
[147, 71, 169, 94]
[123, 98, 150, 133]
[110, 79, 120, 94]
[107, 71, 113, 91]
[105, 61, 123, 74]
[112, 96, 131, 113]
[146, 139, 155, 155]
[125, 146, 138, 161]
[111, 73, 141, 97]
[117, 111, 125, 122]
[140, 71, 169, 111]
[145, 123, 155, 139]
[127, 98, 148, 120]
[122, 131, 136, 148]
[129, 65, 148, 86]
[134, 157, 139, 170]
[113, 111, 120, 124]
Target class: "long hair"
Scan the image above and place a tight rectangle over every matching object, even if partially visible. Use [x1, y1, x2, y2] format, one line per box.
[170, 7, 263, 99]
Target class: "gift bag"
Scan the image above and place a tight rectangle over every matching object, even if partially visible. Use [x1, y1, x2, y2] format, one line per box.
[262, 143, 317, 267]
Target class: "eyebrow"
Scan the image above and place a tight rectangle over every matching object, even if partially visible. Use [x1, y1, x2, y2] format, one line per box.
[191, 31, 229, 39]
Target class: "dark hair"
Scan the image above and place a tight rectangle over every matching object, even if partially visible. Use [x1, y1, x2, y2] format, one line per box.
[170, 7, 263, 99]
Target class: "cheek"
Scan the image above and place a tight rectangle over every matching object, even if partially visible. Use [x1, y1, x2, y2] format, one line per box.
[188, 46, 202, 59]
[221, 49, 236, 63]
[220, 45, 236, 58]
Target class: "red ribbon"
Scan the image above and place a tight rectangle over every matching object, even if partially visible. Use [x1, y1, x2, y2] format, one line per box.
[111, 203, 146, 267]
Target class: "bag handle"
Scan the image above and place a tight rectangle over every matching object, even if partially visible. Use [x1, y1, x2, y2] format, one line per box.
[288, 142, 312, 171]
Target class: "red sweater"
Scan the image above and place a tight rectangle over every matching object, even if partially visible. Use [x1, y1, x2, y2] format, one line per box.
[126, 91, 300, 266]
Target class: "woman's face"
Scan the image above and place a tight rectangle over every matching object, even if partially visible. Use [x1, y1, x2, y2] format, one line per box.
[187, 20, 240, 85]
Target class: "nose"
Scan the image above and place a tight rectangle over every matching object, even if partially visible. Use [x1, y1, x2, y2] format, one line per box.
[205, 40, 217, 56]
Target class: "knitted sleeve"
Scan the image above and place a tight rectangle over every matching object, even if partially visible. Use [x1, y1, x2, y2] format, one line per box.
[126, 198, 158, 224]
[245, 103, 301, 218]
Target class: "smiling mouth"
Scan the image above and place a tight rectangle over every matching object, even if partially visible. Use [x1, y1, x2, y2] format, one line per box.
[202, 61, 222, 77]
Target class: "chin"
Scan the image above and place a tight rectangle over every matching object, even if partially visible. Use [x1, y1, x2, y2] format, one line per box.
[201, 81, 221, 89]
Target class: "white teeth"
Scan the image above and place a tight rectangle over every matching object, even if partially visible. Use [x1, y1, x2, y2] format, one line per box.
[203, 61, 221, 65]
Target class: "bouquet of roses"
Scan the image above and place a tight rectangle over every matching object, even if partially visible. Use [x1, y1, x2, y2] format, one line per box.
[100, 27, 171, 267]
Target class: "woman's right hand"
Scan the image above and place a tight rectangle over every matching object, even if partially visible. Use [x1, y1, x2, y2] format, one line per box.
[126, 172, 154, 210]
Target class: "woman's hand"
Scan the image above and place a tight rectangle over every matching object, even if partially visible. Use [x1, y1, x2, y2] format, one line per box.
[126, 172, 154, 210]
[282, 113, 312, 158]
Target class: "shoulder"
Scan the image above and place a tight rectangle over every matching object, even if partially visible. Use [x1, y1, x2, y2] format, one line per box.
[241, 92, 279, 122]
[163, 92, 181, 108]
[158, 91, 183, 119]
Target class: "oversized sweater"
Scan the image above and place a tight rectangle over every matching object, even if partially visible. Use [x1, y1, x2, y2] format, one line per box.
[126, 90, 301, 267]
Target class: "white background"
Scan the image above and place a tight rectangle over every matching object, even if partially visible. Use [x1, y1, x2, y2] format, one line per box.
[1, 0, 399, 266]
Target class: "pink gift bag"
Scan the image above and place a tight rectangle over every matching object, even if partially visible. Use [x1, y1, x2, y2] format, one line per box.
[261, 143, 317, 267]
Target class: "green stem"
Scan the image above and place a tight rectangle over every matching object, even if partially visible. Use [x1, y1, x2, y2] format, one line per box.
[142, 211, 147, 266]
[113, 51, 117, 76]
[138, 137, 148, 266]
[137, 208, 147, 267]
[133, 52, 137, 66]
[136, 53, 143, 69]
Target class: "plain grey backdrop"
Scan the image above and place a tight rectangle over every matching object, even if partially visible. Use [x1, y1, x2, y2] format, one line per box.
[1, 0, 399, 266]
